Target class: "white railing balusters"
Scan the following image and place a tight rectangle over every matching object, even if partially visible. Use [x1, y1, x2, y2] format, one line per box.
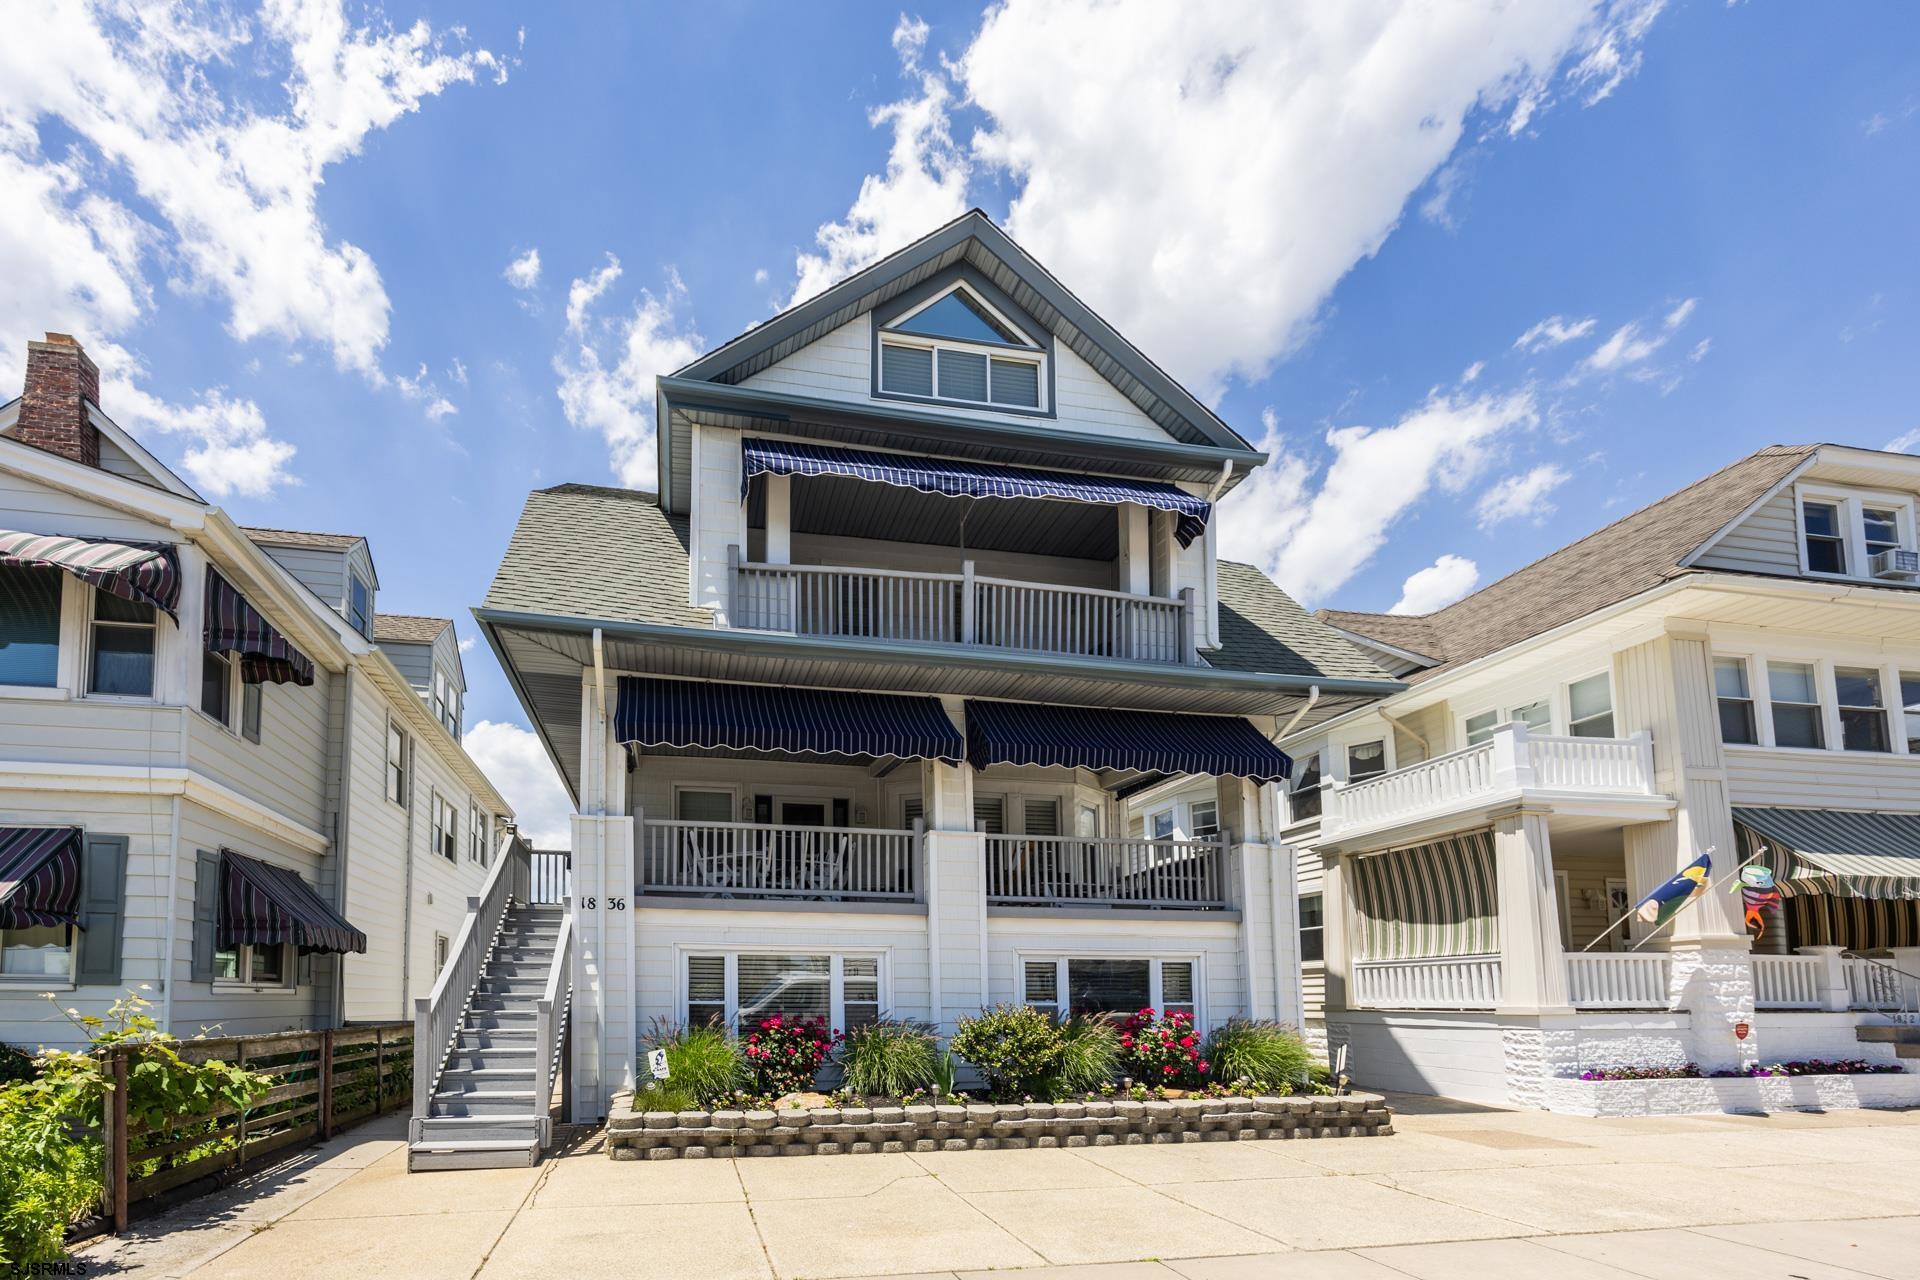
[982, 832, 1228, 909]
[1566, 952, 1672, 1008]
[1753, 954, 1825, 1008]
[638, 818, 920, 902]
[1352, 956, 1503, 1009]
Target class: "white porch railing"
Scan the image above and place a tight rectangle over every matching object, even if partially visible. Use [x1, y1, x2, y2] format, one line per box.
[532, 910, 573, 1147]
[730, 550, 1196, 665]
[1845, 955, 1907, 1012]
[984, 833, 1228, 909]
[413, 832, 530, 1120]
[1351, 955, 1503, 1009]
[1753, 954, 1825, 1008]
[1566, 952, 1672, 1008]
[1323, 723, 1656, 839]
[638, 819, 921, 902]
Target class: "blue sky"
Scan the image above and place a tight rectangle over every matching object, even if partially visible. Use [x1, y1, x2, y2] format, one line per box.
[3, 2, 1917, 839]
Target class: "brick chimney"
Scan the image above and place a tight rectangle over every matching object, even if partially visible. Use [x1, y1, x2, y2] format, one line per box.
[16, 333, 102, 468]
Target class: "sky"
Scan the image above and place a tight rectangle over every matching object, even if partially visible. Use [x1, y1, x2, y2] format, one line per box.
[2, 1, 1917, 845]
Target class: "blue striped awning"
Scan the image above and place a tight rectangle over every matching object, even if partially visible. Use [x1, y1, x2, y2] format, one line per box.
[614, 676, 964, 764]
[0, 826, 82, 929]
[1734, 807, 1920, 900]
[220, 850, 366, 954]
[0, 529, 179, 618]
[741, 437, 1212, 546]
[963, 700, 1291, 782]
[205, 569, 315, 686]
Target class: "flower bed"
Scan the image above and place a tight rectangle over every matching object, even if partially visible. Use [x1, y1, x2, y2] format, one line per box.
[1709, 1059, 1904, 1078]
[605, 1091, 1392, 1160]
[1546, 1063, 1920, 1117]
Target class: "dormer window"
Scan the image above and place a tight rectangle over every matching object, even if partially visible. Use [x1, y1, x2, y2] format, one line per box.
[348, 573, 372, 639]
[1796, 486, 1917, 582]
[876, 283, 1046, 411]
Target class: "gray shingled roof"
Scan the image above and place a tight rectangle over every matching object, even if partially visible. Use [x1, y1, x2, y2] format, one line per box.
[241, 526, 364, 550]
[483, 482, 1386, 684]
[1319, 444, 1816, 683]
[373, 613, 450, 644]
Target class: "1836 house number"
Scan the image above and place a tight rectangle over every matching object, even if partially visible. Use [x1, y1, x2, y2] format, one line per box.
[581, 896, 626, 910]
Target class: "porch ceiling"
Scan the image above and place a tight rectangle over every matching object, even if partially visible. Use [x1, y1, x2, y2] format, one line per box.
[746, 471, 1118, 561]
[479, 614, 1379, 803]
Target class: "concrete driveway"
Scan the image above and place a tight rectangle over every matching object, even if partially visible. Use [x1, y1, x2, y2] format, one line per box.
[78, 1093, 1920, 1279]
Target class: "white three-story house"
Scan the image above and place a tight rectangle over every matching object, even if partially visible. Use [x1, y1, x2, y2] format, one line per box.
[454, 212, 1399, 1151]
[0, 334, 515, 1049]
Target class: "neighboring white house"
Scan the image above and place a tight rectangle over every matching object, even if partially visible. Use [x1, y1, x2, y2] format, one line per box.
[1282, 442, 1920, 1108]
[467, 211, 1401, 1124]
[0, 333, 514, 1049]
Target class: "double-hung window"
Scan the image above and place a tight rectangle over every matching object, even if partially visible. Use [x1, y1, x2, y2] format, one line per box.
[0, 564, 61, 689]
[1149, 809, 1175, 841]
[1904, 673, 1920, 754]
[1288, 753, 1324, 823]
[201, 648, 233, 725]
[214, 942, 291, 988]
[1835, 667, 1890, 752]
[1714, 657, 1758, 744]
[1346, 740, 1387, 782]
[1299, 894, 1325, 963]
[1567, 674, 1615, 737]
[431, 793, 458, 861]
[1865, 506, 1903, 563]
[683, 952, 884, 1031]
[1020, 956, 1200, 1024]
[1803, 500, 1847, 574]
[385, 720, 410, 805]
[876, 283, 1046, 411]
[1768, 661, 1824, 749]
[469, 805, 489, 865]
[89, 592, 156, 697]
[347, 574, 372, 639]
[1799, 489, 1917, 580]
[1188, 800, 1220, 842]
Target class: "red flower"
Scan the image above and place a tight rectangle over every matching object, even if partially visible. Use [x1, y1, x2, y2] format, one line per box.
[1179, 1035, 1195, 1048]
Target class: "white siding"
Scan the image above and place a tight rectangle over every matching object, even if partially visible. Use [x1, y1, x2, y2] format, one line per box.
[186, 667, 332, 836]
[1724, 745, 1920, 813]
[740, 314, 1180, 444]
[0, 467, 174, 544]
[1694, 488, 1801, 576]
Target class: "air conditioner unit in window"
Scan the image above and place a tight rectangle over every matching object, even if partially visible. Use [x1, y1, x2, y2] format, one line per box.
[1870, 548, 1920, 580]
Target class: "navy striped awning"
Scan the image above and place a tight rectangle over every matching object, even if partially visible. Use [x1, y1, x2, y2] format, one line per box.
[1734, 807, 1920, 900]
[220, 850, 366, 954]
[742, 437, 1212, 546]
[0, 529, 179, 617]
[0, 827, 82, 929]
[205, 569, 314, 686]
[614, 676, 964, 763]
[963, 699, 1291, 781]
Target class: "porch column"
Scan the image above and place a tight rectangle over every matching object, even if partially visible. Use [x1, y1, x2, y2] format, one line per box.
[924, 697, 984, 1034]
[1320, 852, 1352, 1013]
[570, 669, 637, 1120]
[1798, 945, 1852, 1012]
[1116, 503, 1150, 594]
[764, 472, 792, 565]
[1493, 807, 1571, 1014]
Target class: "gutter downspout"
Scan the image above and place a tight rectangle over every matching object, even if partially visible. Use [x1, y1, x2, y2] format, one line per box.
[1274, 685, 1320, 744]
[592, 628, 607, 736]
[159, 788, 183, 1032]
[1206, 460, 1234, 502]
[1378, 704, 1428, 756]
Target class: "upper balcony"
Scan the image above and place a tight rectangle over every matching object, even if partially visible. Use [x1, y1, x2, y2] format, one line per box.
[1318, 722, 1670, 849]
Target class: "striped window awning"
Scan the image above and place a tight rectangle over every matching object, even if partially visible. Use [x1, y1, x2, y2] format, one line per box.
[962, 699, 1292, 782]
[741, 437, 1213, 547]
[1348, 831, 1500, 960]
[220, 850, 366, 954]
[0, 529, 180, 617]
[206, 569, 315, 686]
[0, 827, 83, 929]
[1734, 807, 1920, 900]
[614, 675, 964, 764]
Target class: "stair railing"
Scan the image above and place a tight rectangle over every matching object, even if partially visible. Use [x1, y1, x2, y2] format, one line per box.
[533, 901, 574, 1148]
[1844, 951, 1920, 1023]
[413, 832, 533, 1127]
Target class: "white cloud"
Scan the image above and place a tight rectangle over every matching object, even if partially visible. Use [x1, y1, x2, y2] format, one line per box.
[463, 720, 573, 849]
[1514, 315, 1596, 352]
[1475, 462, 1571, 528]
[504, 247, 541, 290]
[1687, 337, 1710, 363]
[108, 371, 296, 498]
[1884, 428, 1920, 455]
[0, 1, 500, 489]
[1579, 321, 1665, 375]
[449, 357, 468, 385]
[1663, 297, 1697, 329]
[789, 15, 968, 306]
[395, 361, 458, 422]
[1390, 554, 1481, 615]
[1460, 360, 1485, 384]
[1218, 389, 1538, 606]
[554, 258, 703, 487]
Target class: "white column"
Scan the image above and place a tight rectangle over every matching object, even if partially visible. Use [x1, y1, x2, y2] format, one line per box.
[1493, 807, 1571, 1014]
[1320, 853, 1352, 1013]
[925, 699, 984, 1033]
[1116, 503, 1150, 594]
[764, 472, 792, 566]
[569, 669, 637, 1119]
[1798, 945, 1851, 1012]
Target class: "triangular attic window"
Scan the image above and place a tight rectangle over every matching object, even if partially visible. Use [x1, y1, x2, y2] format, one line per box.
[890, 289, 1030, 346]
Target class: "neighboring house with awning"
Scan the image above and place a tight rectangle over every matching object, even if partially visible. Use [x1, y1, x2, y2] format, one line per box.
[469, 210, 1402, 1136]
[0, 333, 515, 1050]
[1277, 441, 1920, 1109]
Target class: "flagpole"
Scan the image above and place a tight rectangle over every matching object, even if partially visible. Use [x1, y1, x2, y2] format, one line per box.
[1625, 846, 1768, 953]
[1577, 845, 1719, 954]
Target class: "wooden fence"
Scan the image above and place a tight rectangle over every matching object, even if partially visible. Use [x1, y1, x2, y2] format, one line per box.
[102, 1022, 413, 1231]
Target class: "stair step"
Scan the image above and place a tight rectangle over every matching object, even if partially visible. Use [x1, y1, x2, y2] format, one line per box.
[408, 1140, 540, 1171]
[445, 1048, 537, 1071]
[415, 1115, 542, 1141]
[457, 1028, 534, 1044]
[1855, 1025, 1920, 1043]
[440, 1067, 536, 1083]
[430, 1090, 537, 1117]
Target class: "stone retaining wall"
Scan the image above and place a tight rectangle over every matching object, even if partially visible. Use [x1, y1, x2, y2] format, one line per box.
[605, 1092, 1392, 1160]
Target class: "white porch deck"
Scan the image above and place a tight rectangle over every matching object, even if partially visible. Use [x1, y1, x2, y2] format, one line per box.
[1320, 723, 1669, 848]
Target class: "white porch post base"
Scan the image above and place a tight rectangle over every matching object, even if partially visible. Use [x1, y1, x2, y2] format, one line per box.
[1797, 945, 1851, 1013]
[1493, 808, 1572, 1015]
[569, 813, 637, 1121]
[1669, 941, 1758, 1072]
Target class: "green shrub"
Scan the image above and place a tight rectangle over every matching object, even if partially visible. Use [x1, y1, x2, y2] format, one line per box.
[633, 1080, 702, 1112]
[841, 1021, 938, 1097]
[951, 1005, 1065, 1102]
[1203, 1020, 1315, 1091]
[1051, 1016, 1120, 1094]
[641, 1021, 744, 1107]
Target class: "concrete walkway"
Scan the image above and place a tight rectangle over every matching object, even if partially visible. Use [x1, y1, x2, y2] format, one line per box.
[76, 1094, 1920, 1279]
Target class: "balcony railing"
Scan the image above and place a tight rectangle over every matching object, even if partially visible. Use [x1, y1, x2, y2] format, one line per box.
[1321, 724, 1657, 840]
[1566, 952, 1672, 1009]
[730, 550, 1196, 665]
[638, 819, 920, 903]
[1351, 955, 1503, 1009]
[984, 832, 1229, 910]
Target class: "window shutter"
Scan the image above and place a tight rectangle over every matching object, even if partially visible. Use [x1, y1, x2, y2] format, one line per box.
[190, 849, 221, 983]
[75, 835, 129, 986]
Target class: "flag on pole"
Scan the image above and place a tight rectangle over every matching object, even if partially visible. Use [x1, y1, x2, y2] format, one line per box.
[1633, 853, 1713, 929]
[1735, 862, 1782, 939]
